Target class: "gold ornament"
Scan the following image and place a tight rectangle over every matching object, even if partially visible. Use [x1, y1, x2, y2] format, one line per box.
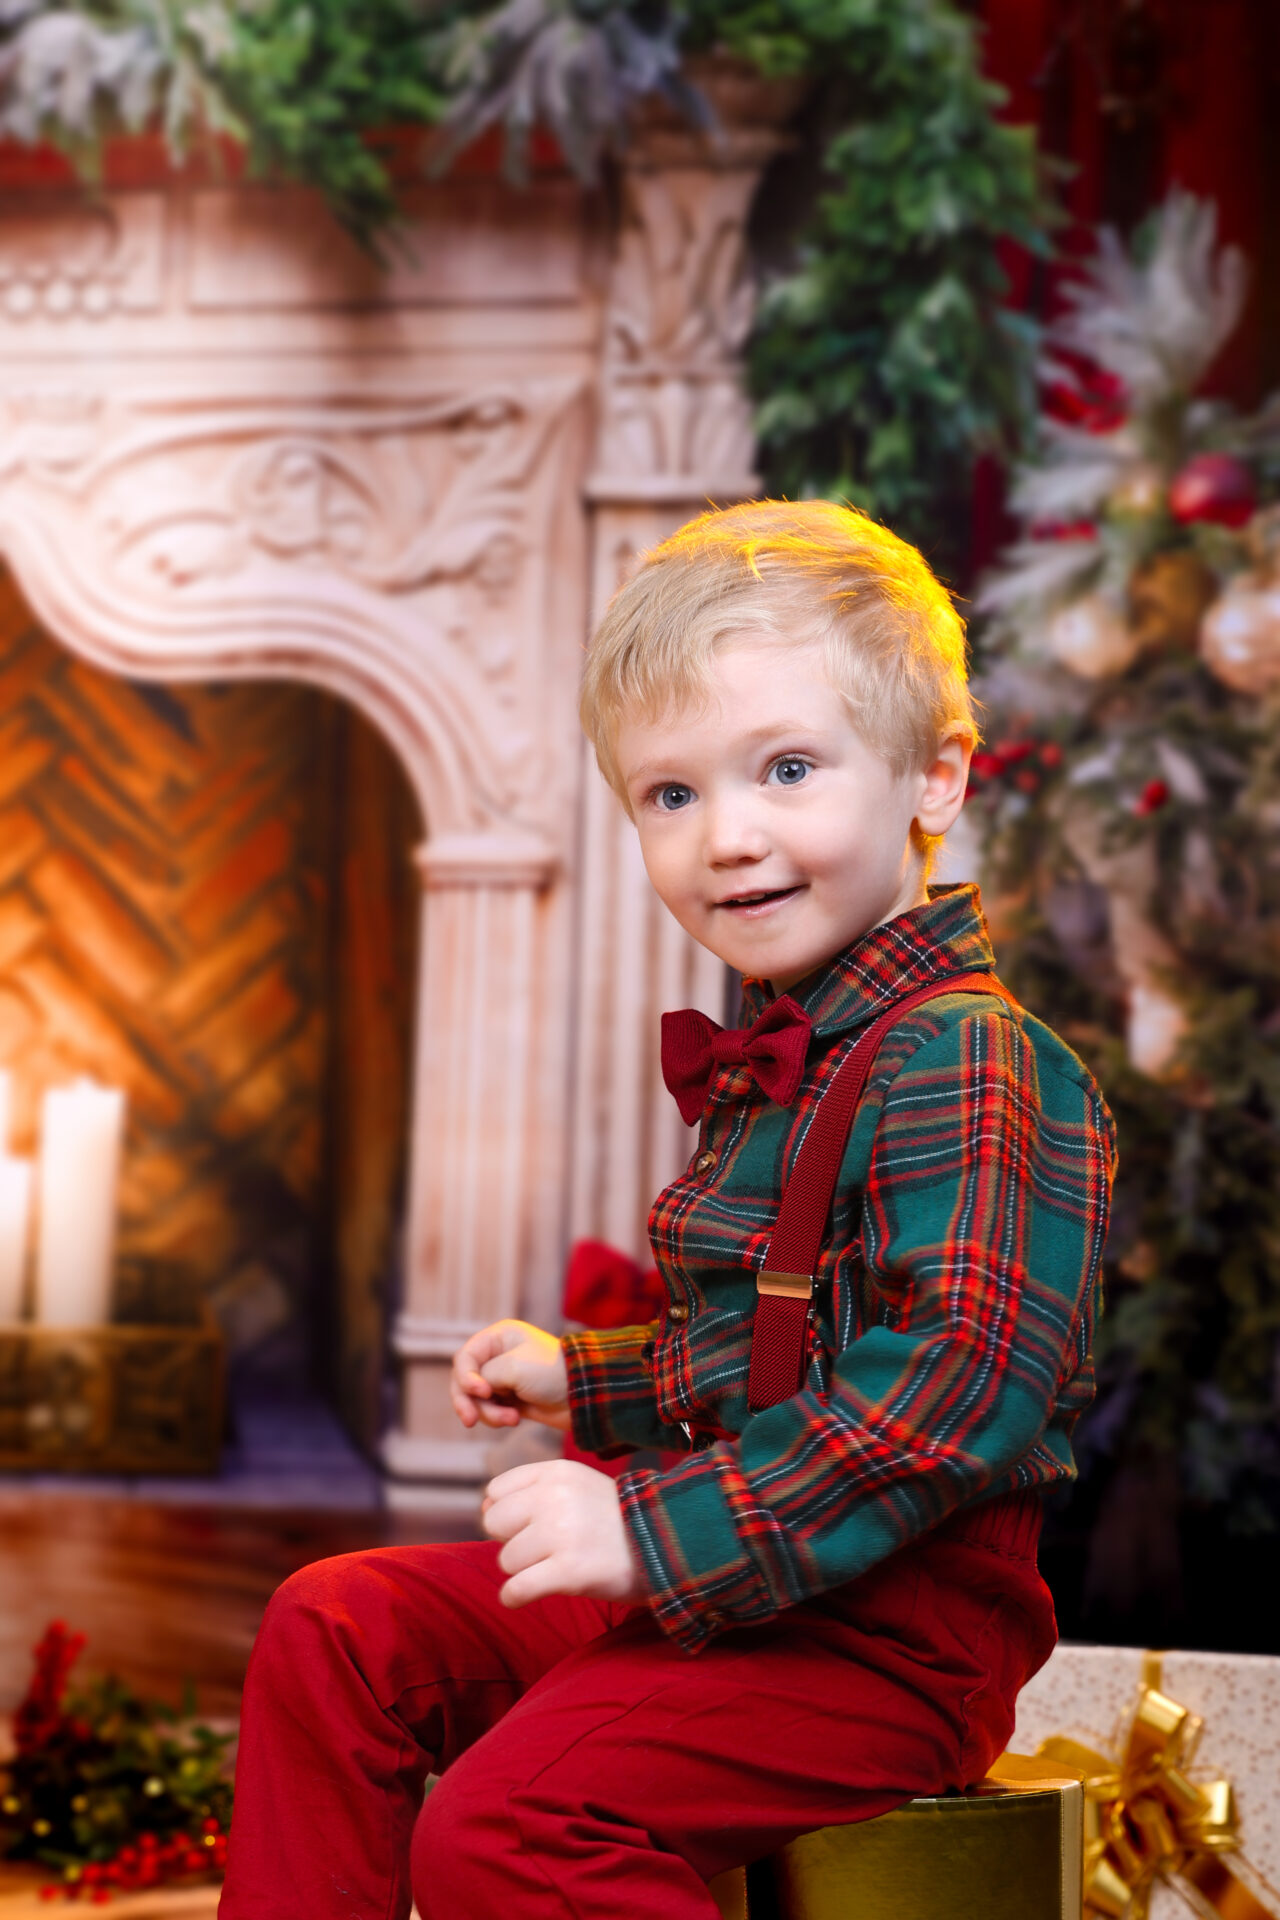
[1110, 462, 1166, 517]
[1048, 595, 1141, 679]
[1128, 550, 1218, 652]
[1200, 572, 1280, 694]
[1036, 1654, 1279, 1920]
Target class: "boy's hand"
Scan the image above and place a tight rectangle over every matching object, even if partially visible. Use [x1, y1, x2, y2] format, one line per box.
[450, 1319, 571, 1432]
[481, 1459, 644, 1608]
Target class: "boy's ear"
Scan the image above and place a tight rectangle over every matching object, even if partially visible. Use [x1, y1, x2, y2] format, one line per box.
[914, 734, 973, 840]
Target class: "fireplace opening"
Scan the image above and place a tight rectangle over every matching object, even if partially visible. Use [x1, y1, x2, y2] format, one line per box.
[0, 565, 421, 1492]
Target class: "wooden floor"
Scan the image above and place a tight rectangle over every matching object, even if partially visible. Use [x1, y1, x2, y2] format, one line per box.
[0, 1493, 478, 1720]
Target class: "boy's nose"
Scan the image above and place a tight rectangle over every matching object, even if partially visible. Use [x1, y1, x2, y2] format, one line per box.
[702, 800, 770, 867]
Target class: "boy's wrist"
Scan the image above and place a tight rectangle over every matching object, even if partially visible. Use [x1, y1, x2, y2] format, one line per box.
[562, 1323, 674, 1457]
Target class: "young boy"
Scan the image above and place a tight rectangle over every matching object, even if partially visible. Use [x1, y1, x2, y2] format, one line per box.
[220, 501, 1115, 1920]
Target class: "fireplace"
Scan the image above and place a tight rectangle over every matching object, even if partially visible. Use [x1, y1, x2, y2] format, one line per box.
[0, 565, 418, 1455]
[0, 72, 790, 1496]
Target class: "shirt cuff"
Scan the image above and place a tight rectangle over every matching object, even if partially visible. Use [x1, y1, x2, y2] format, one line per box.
[618, 1447, 781, 1653]
[562, 1323, 676, 1457]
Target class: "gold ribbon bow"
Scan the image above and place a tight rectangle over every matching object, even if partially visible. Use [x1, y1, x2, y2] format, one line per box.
[1035, 1654, 1278, 1920]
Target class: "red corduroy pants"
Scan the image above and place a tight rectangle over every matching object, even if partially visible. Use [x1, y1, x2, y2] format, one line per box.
[219, 1492, 1055, 1920]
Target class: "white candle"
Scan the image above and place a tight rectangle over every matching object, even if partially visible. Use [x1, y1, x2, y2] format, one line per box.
[0, 1156, 31, 1320]
[36, 1079, 126, 1327]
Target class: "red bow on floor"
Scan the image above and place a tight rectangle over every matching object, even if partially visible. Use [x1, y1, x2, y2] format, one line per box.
[660, 997, 812, 1125]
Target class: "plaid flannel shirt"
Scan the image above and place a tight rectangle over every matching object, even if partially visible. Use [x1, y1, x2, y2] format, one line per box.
[562, 885, 1117, 1654]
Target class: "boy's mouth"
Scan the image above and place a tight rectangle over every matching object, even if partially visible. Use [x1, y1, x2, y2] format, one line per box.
[714, 885, 804, 918]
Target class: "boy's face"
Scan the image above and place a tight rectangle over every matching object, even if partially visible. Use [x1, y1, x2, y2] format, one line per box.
[613, 639, 970, 990]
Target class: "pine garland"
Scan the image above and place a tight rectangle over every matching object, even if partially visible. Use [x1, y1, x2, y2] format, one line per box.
[707, 0, 1051, 573]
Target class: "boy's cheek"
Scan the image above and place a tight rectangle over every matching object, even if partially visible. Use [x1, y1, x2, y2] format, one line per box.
[636, 838, 699, 919]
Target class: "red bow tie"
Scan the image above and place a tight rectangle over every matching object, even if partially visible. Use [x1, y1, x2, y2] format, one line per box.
[660, 998, 812, 1125]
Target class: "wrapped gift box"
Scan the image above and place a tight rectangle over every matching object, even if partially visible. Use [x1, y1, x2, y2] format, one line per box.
[1010, 1645, 1280, 1918]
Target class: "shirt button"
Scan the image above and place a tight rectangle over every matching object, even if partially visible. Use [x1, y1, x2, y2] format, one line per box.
[639, 1340, 655, 1373]
[694, 1149, 717, 1175]
[666, 1302, 690, 1324]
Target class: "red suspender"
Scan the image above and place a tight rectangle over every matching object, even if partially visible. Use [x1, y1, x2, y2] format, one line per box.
[745, 972, 1018, 1415]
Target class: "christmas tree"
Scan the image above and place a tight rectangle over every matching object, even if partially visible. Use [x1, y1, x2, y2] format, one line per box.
[970, 192, 1280, 1637]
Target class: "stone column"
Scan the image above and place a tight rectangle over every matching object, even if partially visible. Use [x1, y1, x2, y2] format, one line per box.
[570, 65, 798, 1259]
[383, 829, 558, 1495]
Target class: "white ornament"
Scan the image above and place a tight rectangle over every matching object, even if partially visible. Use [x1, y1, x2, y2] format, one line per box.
[1199, 577, 1280, 695]
[1048, 595, 1141, 679]
[1126, 981, 1188, 1079]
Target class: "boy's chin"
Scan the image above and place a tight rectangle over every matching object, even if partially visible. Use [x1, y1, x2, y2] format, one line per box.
[725, 921, 886, 988]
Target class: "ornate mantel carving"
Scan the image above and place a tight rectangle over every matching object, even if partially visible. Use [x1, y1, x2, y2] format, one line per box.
[0, 194, 164, 321]
[0, 373, 585, 841]
[592, 162, 760, 495]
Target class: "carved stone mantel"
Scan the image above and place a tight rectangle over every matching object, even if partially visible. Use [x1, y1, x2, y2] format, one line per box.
[0, 81, 791, 1495]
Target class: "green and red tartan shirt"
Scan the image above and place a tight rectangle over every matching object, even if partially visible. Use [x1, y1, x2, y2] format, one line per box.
[562, 885, 1117, 1654]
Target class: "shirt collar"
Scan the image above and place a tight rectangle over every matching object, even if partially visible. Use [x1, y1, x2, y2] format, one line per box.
[740, 884, 997, 1039]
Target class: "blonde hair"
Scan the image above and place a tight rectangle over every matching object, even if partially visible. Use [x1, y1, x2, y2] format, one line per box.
[581, 500, 976, 820]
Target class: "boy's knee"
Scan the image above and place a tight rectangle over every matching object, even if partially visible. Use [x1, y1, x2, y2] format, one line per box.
[251, 1551, 393, 1677]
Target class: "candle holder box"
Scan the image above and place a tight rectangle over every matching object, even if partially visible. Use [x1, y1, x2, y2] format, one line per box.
[0, 1301, 224, 1476]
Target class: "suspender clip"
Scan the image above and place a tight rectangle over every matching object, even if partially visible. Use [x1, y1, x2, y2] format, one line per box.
[756, 1270, 814, 1300]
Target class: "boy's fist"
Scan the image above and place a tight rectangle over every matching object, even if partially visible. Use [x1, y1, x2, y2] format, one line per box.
[450, 1319, 571, 1432]
[481, 1459, 644, 1608]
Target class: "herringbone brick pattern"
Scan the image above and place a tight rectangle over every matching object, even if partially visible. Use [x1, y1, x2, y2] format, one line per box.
[0, 567, 336, 1328]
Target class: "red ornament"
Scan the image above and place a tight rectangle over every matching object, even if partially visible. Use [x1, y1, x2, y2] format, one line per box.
[1169, 453, 1256, 529]
[1134, 779, 1170, 816]
[1042, 352, 1128, 434]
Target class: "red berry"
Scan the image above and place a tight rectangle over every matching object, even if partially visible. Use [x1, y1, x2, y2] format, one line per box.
[1039, 742, 1064, 769]
[201, 1819, 220, 1836]
[1014, 768, 1040, 794]
[1169, 452, 1256, 529]
[91, 1893, 110, 1906]
[1134, 779, 1170, 816]
[1029, 518, 1098, 542]
[995, 739, 1034, 767]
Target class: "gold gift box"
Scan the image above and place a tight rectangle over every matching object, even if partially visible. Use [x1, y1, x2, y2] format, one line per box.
[0, 1300, 224, 1477]
[711, 1756, 1083, 1920]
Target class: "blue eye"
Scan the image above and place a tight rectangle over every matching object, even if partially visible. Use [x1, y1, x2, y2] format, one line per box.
[771, 758, 810, 787]
[656, 783, 694, 811]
